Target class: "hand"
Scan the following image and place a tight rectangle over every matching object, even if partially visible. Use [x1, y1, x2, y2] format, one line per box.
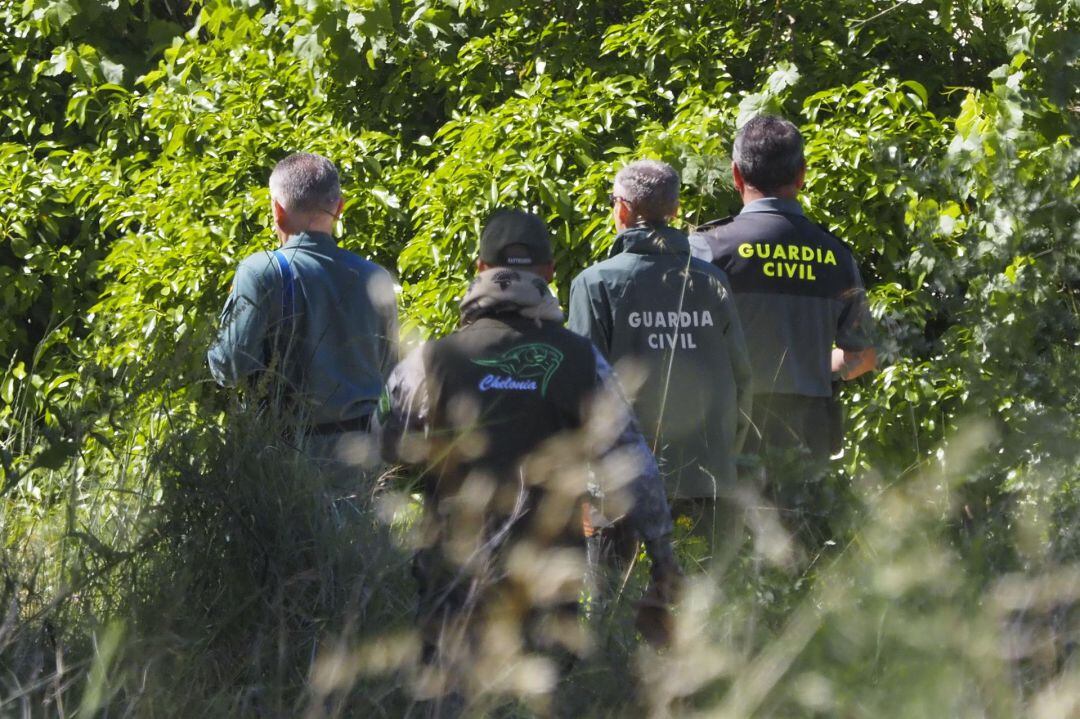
[831, 346, 877, 381]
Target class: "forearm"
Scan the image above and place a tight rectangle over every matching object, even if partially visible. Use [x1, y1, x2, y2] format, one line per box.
[831, 346, 877, 380]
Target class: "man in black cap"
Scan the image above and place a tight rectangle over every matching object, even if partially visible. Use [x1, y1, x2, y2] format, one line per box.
[690, 115, 876, 543]
[377, 208, 678, 714]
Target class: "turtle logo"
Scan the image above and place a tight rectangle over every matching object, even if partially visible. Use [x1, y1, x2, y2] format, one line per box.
[472, 343, 565, 396]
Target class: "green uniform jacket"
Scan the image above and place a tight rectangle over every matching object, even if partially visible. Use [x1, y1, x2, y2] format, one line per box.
[568, 224, 753, 499]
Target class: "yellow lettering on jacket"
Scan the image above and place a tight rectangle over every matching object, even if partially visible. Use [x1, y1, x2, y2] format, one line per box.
[741, 241, 836, 282]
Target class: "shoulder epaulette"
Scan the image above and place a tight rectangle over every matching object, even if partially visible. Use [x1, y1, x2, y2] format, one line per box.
[693, 215, 735, 233]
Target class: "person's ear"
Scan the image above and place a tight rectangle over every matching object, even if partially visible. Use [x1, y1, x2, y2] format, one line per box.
[667, 201, 680, 222]
[334, 196, 345, 217]
[731, 161, 745, 194]
[616, 199, 634, 226]
[539, 263, 555, 282]
[477, 258, 490, 272]
[272, 198, 289, 231]
[795, 163, 806, 191]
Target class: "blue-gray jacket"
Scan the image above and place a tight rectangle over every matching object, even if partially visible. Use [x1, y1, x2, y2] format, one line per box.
[568, 224, 753, 499]
[208, 231, 398, 425]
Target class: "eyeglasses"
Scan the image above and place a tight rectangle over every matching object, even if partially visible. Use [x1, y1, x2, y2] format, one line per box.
[608, 193, 632, 208]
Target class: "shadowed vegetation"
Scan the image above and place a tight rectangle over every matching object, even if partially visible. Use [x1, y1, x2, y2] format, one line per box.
[1, 0, 1077, 715]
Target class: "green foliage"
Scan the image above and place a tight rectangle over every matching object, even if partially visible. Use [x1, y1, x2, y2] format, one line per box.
[1, 0, 1078, 714]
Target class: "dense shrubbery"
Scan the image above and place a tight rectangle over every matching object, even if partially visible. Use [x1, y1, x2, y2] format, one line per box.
[1, 0, 1077, 715]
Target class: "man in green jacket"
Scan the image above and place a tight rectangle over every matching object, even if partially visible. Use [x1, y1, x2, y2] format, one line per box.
[568, 159, 753, 555]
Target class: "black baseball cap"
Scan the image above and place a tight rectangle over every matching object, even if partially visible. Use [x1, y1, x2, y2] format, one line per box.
[479, 209, 553, 267]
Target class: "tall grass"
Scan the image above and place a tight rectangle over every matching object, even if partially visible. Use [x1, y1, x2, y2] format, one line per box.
[0, 396, 417, 716]
[3, 391, 1080, 717]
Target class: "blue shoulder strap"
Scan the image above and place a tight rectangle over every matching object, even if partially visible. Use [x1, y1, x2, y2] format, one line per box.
[271, 250, 295, 322]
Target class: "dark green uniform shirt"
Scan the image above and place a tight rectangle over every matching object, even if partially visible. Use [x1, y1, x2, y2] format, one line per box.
[568, 224, 753, 499]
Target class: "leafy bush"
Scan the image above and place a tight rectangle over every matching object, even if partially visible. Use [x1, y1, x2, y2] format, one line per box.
[1, 0, 1077, 714]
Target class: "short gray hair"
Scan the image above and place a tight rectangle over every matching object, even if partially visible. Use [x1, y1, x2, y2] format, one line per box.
[732, 116, 805, 193]
[269, 152, 341, 214]
[613, 159, 680, 223]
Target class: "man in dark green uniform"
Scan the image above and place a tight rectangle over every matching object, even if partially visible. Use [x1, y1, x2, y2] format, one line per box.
[208, 153, 398, 473]
[568, 160, 753, 556]
[378, 209, 678, 715]
[690, 115, 877, 543]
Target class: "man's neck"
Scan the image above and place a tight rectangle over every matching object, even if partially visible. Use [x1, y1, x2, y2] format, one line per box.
[616, 218, 668, 233]
[740, 186, 799, 204]
[277, 224, 336, 247]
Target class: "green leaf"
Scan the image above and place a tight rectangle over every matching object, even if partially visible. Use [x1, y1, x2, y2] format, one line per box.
[902, 80, 928, 106]
[40, 49, 71, 77]
[99, 57, 125, 84]
[45, 0, 77, 28]
[293, 31, 324, 63]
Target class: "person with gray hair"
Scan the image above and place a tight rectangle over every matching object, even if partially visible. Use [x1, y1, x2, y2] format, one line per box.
[611, 159, 680, 223]
[209, 152, 398, 471]
[568, 159, 753, 559]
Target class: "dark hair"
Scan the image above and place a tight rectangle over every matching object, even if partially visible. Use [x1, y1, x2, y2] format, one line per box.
[269, 152, 342, 214]
[732, 116, 805, 193]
